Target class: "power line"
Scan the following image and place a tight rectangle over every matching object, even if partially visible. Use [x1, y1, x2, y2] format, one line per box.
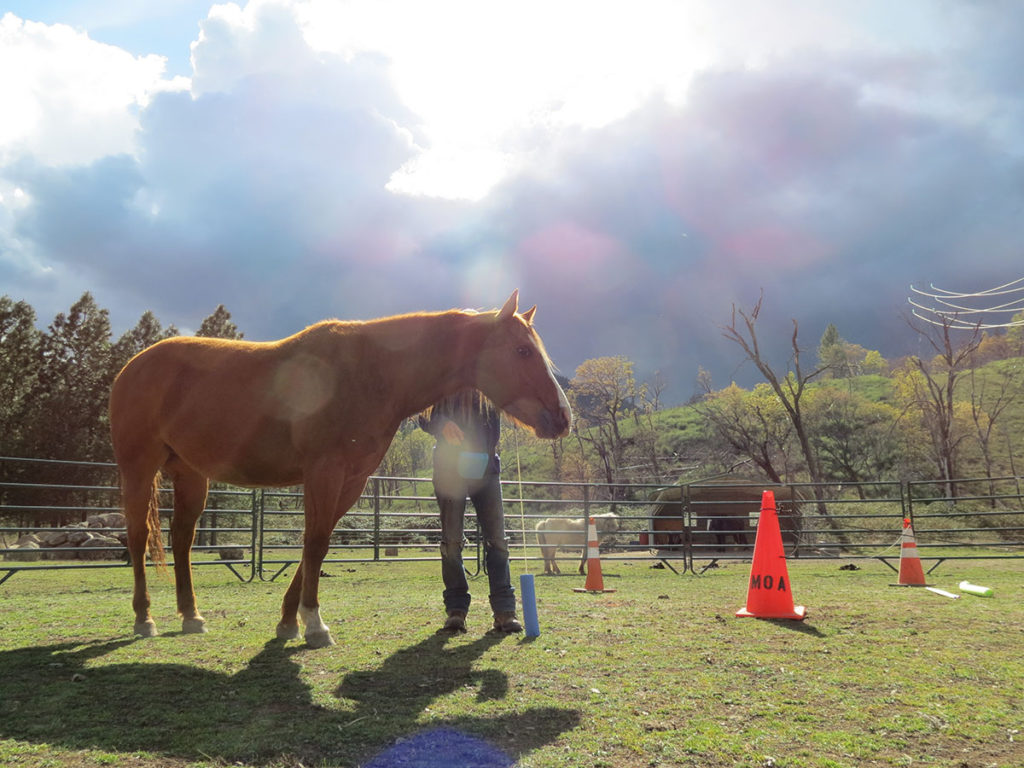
[908, 277, 1024, 329]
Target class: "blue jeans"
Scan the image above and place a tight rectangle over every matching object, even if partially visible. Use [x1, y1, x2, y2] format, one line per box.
[433, 454, 515, 615]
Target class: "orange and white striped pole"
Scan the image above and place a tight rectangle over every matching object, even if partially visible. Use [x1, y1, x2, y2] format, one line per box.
[573, 517, 616, 593]
[892, 518, 928, 586]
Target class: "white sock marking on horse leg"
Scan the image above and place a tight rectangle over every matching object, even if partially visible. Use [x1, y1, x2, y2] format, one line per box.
[299, 604, 335, 648]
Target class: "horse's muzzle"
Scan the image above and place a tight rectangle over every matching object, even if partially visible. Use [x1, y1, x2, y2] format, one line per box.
[535, 406, 571, 439]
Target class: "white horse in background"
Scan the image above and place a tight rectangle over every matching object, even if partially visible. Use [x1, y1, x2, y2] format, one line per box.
[535, 512, 619, 575]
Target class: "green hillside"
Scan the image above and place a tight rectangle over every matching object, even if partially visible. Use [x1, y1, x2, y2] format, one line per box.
[496, 356, 1024, 490]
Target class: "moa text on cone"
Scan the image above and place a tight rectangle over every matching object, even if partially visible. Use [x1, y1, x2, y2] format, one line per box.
[573, 516, 615, 593]
[736, 490, 806, 620]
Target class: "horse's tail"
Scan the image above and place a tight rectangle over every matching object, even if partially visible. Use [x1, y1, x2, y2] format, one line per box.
[147, 472, 167, 571]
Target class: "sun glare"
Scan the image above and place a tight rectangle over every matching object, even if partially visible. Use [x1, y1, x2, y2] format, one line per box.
[300, 0, 712, 200]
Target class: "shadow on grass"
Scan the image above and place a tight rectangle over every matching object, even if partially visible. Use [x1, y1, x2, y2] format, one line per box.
[762, 618, 827, 637]
[0, 633, 580, 766]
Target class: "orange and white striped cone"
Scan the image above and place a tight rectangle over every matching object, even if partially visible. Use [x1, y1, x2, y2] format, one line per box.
[891, 518, 928, 586]
[573, 516, 616, 593]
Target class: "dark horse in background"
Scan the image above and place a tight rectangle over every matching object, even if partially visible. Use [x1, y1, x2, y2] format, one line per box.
[650, 478, 804, 554]
[109, 291, 571, 648]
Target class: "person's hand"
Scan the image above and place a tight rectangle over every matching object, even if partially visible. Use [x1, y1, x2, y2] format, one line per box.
[441, 421, 465, 444]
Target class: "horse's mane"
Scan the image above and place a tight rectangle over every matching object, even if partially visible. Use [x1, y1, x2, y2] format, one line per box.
[420, 388, 496, 423]
[300, 308, 475, 331]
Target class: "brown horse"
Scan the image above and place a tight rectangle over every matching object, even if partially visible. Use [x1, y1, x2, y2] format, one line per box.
[109, 291, 571, 647]
[650, 479, 804, 553]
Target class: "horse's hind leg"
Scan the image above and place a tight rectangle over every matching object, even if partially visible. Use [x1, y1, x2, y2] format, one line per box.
[167, 461, 210, 634]
[545, 548, 561, 575]
[122, 470, 160, 637]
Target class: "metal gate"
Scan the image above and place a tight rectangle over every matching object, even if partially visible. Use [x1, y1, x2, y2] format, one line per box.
[2, 457, 1022, 583]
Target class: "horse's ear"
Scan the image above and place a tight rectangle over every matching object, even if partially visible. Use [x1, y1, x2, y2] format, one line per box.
[521, 305, 537, 325]
[497, 290, 519, 321]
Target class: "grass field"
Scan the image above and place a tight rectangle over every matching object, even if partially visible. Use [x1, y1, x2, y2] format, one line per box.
[0, 554, 1022, 768]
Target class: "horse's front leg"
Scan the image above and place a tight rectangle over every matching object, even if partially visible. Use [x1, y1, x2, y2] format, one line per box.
[276, 536, 334, 647]
[277, 525, 335, 647]
[278, 468, 365, 648]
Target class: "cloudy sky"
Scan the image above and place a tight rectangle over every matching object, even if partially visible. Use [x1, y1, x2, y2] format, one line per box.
[2, 1, 1022, 404]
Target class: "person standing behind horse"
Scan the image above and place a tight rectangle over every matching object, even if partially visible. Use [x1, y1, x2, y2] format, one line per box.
[418, 390, 522, 635]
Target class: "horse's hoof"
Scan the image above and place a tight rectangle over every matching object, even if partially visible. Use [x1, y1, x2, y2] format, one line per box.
[276, 622, 301, 641]
[305, 629, 336, 648]
[182, 618, 208, 634]
[134, 620, 158, 638]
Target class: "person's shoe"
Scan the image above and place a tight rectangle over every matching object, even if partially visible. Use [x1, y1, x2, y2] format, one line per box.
[438, 610, 467, 635]
[492, 611, 523, 633]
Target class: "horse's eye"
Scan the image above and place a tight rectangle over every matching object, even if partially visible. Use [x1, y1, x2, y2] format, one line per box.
[516, 345, 533, 358]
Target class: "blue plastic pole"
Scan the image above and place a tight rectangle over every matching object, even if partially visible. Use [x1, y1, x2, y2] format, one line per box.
[520, 573, 540, 637]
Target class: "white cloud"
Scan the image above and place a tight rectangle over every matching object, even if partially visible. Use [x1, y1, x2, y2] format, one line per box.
[2, 0, 981, 201]
[298, 0, 717, 199]
[3, 1, 429, 330]
[2, 0, 1024, 403]
[0, 12, 187, 167]
[292, 0, 968, 200]
[189, 1, 315, 96]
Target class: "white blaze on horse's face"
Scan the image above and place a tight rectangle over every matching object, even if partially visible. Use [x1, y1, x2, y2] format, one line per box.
[476, 291, 572, 439]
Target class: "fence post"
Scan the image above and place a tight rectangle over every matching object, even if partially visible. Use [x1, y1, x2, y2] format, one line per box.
[250, 489, 261, 581]
[255, 488, 267, 580]
[909, 483, 917, 532]
[681, 484, 693, 574]
[372, 477, 381, 562]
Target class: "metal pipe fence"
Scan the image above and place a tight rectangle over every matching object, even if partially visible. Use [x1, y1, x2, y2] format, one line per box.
[1, 457, 1022, 583]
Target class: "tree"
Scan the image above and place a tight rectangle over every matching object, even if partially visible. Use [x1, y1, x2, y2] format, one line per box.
[375, 420, 434, 503]
[111, 310, 179, 375]
[697, 382, 794, 483]
[817, 323, 886, 377]
[22, 293, 114, 462]
[14, 294, 115, 525]
[646, 370, 667, 412]
[720, 293, 844, 536]
[964, 361, 1022, 498]
[1007, 310, 1024, 356]
[897, 314, 984, 497]
[805, 386, 903, 489]
[0, 296, 42, 459]
[197, 305, 243, 339]
[861, 349, 887, 375]
[630, 372, 665, 482]
[721, 294, 827, 485]
[817, 323, 848, 378]
[567, 356, 638, 493]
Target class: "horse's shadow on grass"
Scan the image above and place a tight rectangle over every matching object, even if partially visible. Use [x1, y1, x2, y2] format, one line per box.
[0, 633, 580, 766]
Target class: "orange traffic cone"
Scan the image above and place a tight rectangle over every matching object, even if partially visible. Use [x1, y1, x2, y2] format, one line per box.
[736, 490, 806, 620]
[891, 518, 928, 586]
[573, 516, 616, 593]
